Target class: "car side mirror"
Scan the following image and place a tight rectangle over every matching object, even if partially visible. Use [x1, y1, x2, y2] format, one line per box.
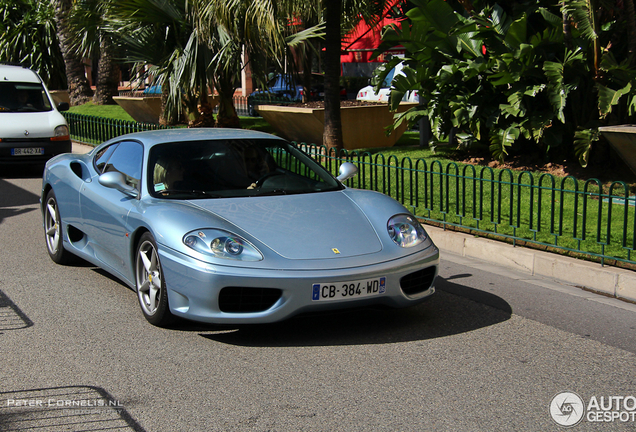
[336, 162, 358, 182]
[99, 171, 139, 198]
[57, 102, 70, 112]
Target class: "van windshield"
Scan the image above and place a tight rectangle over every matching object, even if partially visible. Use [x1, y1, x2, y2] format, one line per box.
[0, 82, 53, 113]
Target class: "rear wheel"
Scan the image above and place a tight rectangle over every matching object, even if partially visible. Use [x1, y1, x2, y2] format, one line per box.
[43, 190, 72, 264]
[135, 232, 174, 326]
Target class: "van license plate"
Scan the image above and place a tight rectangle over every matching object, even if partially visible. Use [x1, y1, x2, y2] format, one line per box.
[12, 147, 44, 156]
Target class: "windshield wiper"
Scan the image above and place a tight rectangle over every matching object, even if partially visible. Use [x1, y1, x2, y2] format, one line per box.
[253, 189, 289, 196]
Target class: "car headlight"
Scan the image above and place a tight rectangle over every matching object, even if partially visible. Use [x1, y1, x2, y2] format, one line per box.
[51, 125, 70, 141]
[183, 229, 263, 261]
[387, 214, 427, 248]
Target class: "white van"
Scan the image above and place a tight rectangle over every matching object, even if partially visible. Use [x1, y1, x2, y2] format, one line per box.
[356, 61, 419, 103]
[0, 64, 71, 164]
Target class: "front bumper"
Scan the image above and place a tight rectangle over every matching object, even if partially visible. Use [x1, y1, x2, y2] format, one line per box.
[159, 244, 440, 324]
[0, 138, 71, 164]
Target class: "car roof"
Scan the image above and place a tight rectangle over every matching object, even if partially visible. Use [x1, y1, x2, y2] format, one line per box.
[0, 65, 41, 83]
[111, 128, 288, 147]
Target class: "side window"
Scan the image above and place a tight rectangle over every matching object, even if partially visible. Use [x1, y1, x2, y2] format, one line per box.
[94, 143, 119, 173]
[101, 141, 144, 189]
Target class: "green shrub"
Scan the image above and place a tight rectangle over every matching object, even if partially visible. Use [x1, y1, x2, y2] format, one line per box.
[376, 0, 636, 167]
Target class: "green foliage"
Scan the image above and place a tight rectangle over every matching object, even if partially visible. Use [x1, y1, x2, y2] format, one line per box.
[0, 0, 66, 89]
[375, 0, 636, 166]
[573, 128, 599, 167]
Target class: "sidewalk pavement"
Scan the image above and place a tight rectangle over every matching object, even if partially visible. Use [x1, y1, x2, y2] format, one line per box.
[427, 225, 636, 304]
[72, 142, 94, 154]
[71, 141, 636, 304]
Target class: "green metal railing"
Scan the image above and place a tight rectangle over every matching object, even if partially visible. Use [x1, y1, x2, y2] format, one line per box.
[62, 113, 636, 267]
[63, 112, 174, 145]
[301, 144, 636, 267]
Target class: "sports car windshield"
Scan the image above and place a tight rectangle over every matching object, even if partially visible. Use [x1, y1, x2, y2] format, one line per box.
[148, 138, 343, 199]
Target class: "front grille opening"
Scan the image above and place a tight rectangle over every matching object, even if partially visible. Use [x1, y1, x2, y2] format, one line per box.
[400, 267, 437, 296]
[218, 287, 282, 313]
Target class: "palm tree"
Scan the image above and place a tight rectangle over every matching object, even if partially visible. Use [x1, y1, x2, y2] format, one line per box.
[0, 0, 66, 89]
[625, 0, 636, 66]
[54, 0, 93, 105]
[203, 0, 387, 147]
[111, 0, 215, 126]
[68, 0, 120, 105]
[313, 0, 389, 151]
[197, 0, 326, 127]
[322, 0, 344, 151]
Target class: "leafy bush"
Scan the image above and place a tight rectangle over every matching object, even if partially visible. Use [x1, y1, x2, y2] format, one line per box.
[376, 0, 636, 166]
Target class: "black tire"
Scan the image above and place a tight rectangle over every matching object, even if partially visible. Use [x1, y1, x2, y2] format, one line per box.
[135, 232, 175, 327]
[43, 189, 73, 264]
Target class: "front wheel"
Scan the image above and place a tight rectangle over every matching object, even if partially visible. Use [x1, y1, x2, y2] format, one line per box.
[43, 190, 72, 264]
[135, 232, 175, 327]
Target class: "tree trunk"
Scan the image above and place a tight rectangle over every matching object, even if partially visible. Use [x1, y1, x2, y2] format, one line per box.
[215, 76, 240, 128]
[457, 0, 474, 13]
[54, 0, 92, 106]
[562, 10, 572, 51]
[323, 0, 344, 152]
[302, 43, 313, 103]
[159, 81, 178, 126]
[625, 0, 636, 66]
[93, 37, 120, 105]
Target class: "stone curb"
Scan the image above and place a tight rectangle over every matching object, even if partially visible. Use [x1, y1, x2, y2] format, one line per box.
[426, 225, 636, 303]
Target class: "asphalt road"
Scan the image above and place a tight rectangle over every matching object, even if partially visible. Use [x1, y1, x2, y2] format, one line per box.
[1, 165, 636, 431]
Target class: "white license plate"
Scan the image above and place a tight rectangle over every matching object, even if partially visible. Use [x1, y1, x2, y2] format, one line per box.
[12, 147, 44, 156]
[312, 277, 386, 301]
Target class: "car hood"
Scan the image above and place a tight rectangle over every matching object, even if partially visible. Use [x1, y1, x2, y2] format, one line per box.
[188, 192, 382, 260]
[0, 111, 67, 138]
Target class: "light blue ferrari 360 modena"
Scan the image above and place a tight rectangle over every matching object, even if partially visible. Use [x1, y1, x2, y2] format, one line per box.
[42, 128, 439, 326]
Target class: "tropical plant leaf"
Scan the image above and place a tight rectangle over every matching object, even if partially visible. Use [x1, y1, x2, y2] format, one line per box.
[597, 82, 632, 117]
[456, 32, 483, 57]
[489, 125, 520, 162]
[543, 60, 567, 123]
[504, 15, 527, 49]
[628, 95, 636, 116]
[538, 7, 563, 28]
[573, 128, 599, 167]
[561, 0, 598, 41]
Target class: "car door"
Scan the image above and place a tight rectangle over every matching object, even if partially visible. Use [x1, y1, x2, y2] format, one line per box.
[80, 140, 143, 281]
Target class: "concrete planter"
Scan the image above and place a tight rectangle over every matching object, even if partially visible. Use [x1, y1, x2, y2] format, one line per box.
[257, 103, 417, 150]
[599, 125, 636, 176]
[113, 96, 163, 124]
[113, 95, 221, 124]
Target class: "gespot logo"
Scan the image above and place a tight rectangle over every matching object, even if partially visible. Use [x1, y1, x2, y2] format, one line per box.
[550, 392, 636, 426]
[550, 391, 585, 427]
